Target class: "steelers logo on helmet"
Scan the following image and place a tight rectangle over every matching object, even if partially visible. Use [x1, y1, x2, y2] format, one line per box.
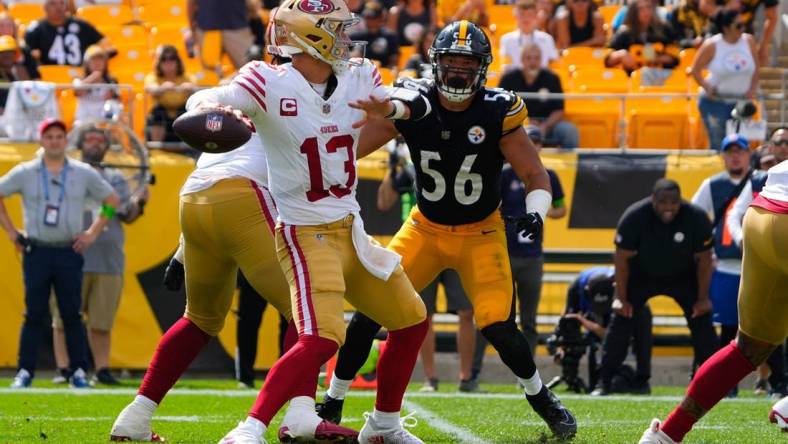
[467, 125, 486, 144]
[296, 0, 337, 14]
[429, 20, 492, 102]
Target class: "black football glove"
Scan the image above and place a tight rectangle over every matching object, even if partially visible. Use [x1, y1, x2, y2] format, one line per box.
[163, 256, 184, 291]
[506, 212, 544, 241]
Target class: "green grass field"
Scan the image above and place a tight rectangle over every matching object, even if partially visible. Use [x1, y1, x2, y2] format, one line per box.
[0, 378, 781, 443]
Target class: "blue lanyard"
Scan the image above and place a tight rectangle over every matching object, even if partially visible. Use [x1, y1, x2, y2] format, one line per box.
[41, 160, 68, 205]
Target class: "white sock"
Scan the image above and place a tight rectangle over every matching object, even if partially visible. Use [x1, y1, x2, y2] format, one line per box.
[243, 416, 267, 436]
[132, 395, 157, 416]
[327, 377, 352, 400]
[372, 409, 401, 429]
[518, 370, 544, 396]
[281, 396, 321, 436]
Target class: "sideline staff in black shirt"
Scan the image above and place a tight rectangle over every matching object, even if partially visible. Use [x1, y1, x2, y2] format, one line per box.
[591, 179, 719, 395]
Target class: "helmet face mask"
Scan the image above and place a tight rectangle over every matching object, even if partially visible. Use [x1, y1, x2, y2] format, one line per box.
[429, 20, 492, 102]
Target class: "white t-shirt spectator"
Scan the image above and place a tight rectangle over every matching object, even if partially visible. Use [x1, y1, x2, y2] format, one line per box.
[499, 29, 558, 71]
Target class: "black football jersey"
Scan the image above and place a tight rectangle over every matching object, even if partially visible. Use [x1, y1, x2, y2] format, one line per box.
[393, 78, 529, 225]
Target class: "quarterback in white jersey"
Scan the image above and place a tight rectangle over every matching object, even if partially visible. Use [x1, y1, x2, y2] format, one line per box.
[640, 159, 788, 443]
[110, 133, 294, 442]
[191, 1, 430, 443]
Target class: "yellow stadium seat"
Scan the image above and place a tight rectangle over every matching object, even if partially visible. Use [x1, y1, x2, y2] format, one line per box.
[598, 5, 620, 28]
[679, 48, 697, 71]
[192, 69, 219, 87]
[398, 45, 415, 71]
[378, 67, 394, 86]
[109, 44, 152, 72]
[564, 68, 629, 148]
[77, 5, 134, 26]
[626, 96, 690, 149]
[138, 3, 188, 27]
[9, 3, 43, 26]
[557, 46, 610, 73]
[58, 89, 77, 129]
[630, 68, 689, 93]
[488, 4, 516, 37]
[38, 65, 82, 84]
[114, 69, 148, 92]
[101, 24, 148, 49]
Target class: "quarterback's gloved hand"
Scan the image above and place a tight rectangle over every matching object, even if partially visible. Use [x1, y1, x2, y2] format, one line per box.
[506, 212, 544, 241]
[163, 257, 184, 291]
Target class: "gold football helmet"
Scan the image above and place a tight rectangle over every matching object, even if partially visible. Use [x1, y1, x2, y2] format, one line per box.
[268, 0, 365, 71]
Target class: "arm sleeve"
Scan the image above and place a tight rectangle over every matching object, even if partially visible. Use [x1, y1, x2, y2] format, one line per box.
[86, 168, 115, 202]
[690, 178, 714, 218]
[692, 206, 714, 253]
[502, 94, 529, 135]
[549, 170, 565, 206]
[726, 181, 753, 246]
[614, 207, 641, 251]
[0, 165, 24, 196]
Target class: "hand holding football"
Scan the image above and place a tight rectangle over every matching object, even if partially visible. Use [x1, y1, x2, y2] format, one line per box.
[173, 106, 252, 153]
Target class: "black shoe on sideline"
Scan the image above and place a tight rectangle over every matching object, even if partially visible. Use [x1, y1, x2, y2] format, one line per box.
[526, 386, 577, 440]
[93, 368, 120, 385]
[315, 394, 345, 425]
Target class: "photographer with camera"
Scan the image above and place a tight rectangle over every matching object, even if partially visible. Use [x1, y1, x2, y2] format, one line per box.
[547, 266, 653, 394]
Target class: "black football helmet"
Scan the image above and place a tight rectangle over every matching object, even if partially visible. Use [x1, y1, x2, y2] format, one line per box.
[429, 20, 492, 102]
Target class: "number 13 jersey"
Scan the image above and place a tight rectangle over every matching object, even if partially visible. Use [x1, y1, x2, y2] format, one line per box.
[393, 78, 529, 225]
[186, 59, 386, 225]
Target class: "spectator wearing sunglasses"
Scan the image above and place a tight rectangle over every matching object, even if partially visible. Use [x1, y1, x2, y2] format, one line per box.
[144, 45, 196, 143]
[690, 9, 759, 151]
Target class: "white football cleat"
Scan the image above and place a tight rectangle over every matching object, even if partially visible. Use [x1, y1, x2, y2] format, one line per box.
[770, 395, 788, 431]
[358, 412, 424, 444]
[218, 421, 267, 444]
[639, 418, 680, 444]
[110, 402, 163, 442]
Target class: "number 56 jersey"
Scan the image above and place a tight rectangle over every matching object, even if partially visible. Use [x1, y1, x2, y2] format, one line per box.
[393, 78, 529, 225]
[186, 60, 386, 225]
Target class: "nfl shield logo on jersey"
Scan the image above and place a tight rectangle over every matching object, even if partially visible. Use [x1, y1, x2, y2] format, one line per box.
[467, 126, 486, 144]
[205, 113, 224, 132]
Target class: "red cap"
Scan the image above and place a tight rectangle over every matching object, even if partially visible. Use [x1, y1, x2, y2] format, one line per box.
[39, 118, 67, 137]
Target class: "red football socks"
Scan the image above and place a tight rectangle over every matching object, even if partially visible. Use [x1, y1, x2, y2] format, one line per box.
[138, 317, 211, 404]
[375, 319, 429, 412]
[661, 341, 755, 442]
[248, 335, 338, 425]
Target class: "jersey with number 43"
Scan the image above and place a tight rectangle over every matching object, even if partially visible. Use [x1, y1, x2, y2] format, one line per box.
[186, 60, 386, 225]
[393, 78, 528, 225]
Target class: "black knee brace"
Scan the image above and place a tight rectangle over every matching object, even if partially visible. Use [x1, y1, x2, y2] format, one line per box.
[481, 320, 537, 379]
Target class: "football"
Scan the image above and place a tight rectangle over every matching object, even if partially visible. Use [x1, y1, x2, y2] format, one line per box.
[770, 396, 788, 432]
[173, 107, 251, 154]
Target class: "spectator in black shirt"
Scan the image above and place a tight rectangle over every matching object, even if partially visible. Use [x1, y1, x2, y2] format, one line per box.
[351, 1, 400, 69]
[24, 0, 107, 67]
[605, 0, 679, 82]
[591, 179, 719, 396]
[669, 0, 708, 49]
[499, 42, 579, 149]
[555, 0, 606, 50]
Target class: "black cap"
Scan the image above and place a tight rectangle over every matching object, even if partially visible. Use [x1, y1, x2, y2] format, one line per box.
[361, 1, 384, 18]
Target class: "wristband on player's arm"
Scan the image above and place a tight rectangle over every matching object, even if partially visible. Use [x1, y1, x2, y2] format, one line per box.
[386, 87, 431, 121]
[100, 203, 116, 219]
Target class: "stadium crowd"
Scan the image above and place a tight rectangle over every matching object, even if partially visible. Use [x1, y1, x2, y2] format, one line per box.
[0, 0, 778, 149]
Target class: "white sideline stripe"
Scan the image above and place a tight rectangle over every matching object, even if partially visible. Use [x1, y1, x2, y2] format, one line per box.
[403, 399, 490, 444]
[0, 388, 774, 404]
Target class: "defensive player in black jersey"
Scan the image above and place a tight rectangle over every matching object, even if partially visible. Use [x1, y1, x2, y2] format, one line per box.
[322, 20, 577, 441]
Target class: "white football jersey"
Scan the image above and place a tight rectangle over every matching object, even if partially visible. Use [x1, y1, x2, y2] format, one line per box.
[760, 159, 788, 202]
[180, 132, 269, 196]
[186, 60, 386, 225]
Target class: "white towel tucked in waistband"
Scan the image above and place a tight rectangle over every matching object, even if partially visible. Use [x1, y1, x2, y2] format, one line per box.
[351, 212, 401, 281]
